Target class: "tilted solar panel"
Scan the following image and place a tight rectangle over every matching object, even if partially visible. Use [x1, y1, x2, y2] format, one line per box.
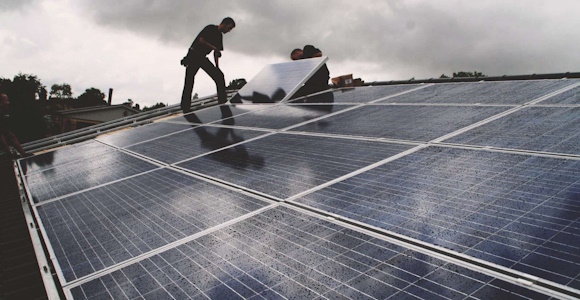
[230, 57, 328, 104]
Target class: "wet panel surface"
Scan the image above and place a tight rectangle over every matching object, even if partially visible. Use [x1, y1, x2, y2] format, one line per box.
[290, 105, 509, 142]
[25, 150, 157, 203]
[70, 206, 550, 300]
[381, 80, 573, 104]
[447, 107, 580, 155]
[293, 147, 580, 288]
[37, 168, 270, 282]
[220, 104, 351, 130]
[177, 133, 414, 199]
[127, 126, 268, 164]
[19, 140, 115, 175]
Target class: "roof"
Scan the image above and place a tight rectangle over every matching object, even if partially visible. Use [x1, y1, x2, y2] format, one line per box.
[56, 104, 140, 115]
[6, 63, 580, 299]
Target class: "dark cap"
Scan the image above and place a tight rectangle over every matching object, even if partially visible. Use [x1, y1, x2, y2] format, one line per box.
[303, 45, 321, 58]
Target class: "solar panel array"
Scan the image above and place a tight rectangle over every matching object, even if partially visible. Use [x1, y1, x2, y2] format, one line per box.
[18, 65, 580, 300]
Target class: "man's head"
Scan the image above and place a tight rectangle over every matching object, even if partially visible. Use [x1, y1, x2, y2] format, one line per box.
[219, 17, 236, 34]
[290, 48, 303, 60]
[303, 45, 322, 58]
[0, 93, 10, 113]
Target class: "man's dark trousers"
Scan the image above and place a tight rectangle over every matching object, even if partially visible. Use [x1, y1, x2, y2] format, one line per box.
[181, 52, 227, 112]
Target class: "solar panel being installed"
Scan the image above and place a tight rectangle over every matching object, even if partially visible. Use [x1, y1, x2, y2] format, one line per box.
[229, 57, 328, 104]
[15, 65, 580, 300]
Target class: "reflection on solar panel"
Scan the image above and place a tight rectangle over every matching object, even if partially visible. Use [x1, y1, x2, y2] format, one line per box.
[16, 76, 580, 300]
[37, 168, 271, 282]
[176, 133, 415, 199]
[97, 122, 195, 148]
[126, 126, 269, 164]
[230, 57, 328, 103]
[288, 85, 423, 104]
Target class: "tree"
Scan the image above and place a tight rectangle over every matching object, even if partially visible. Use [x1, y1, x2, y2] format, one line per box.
[122, 99, 134, 108]
[76, 88, 106, 108]
[142, 102, 167, 112]
[440, 74, 450, 79]
[50, 83, 73, 99]
[0, 73, 47, 142]
[227, 78, 247, 90]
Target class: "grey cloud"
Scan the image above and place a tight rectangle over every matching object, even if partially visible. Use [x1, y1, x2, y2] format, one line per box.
[77, 0, 580, 79]
[0, 0, 37, 11]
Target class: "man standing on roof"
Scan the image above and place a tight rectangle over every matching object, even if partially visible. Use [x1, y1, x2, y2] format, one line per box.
[180, 17, 235, 113]
[0, 93, 30, 158]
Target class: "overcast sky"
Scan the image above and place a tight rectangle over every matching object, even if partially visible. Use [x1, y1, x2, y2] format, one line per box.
[2, 0, 580, 107]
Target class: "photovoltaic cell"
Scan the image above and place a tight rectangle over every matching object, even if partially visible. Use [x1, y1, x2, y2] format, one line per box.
[96, 122, 195, 148]
[25, 150, 157, 203]
[289, 85, 423, 104]
[162, 105, 267, 125]
[37, 168, 271, 282]
[126, 126, 268, 164]
[176, 133, 414, 199]
[230, 57, 328, 103]
[19, 140, 115, 175]
[290, 105, 509, 142]
[380, 80, 573, 104]
[213, 104, 351, 130]
[293, 146, 580, 288]
[447, 107, 580, 155]
[535, 82, 580, 104]
[70, 206, 550, 300]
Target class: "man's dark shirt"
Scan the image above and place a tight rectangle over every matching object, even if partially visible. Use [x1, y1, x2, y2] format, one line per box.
[190, 25, 223, 56]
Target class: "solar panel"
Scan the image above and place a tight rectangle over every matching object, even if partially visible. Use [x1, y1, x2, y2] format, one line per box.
[36, 168, 272, 282]
[20, 140, 115, 175]
[447, 107, 580, 155]
[24, 150, 158, 203]
[230, 57, 328, 104]
[207, 104, 349, 130]
[162, 104, 268, 125]
[292, 146, 580, 288]
[288, 85, 423, 104]
[380, 80, 574, 104]
[97, 122, 196, 148]
[538, 82, 580, 104]
[290, 105, 510, 142]
[68, 206, 550, 300]
[176, 133, 415, 200]
[126, 126, 269, 164]
[16, 78, 580, 299]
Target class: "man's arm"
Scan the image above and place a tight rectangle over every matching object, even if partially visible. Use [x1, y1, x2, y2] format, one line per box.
[214, 51, 220, 68]
[198, 36, 221, 67]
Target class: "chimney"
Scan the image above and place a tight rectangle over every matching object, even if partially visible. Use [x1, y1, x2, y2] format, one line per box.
[108, 88, 113, 105]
